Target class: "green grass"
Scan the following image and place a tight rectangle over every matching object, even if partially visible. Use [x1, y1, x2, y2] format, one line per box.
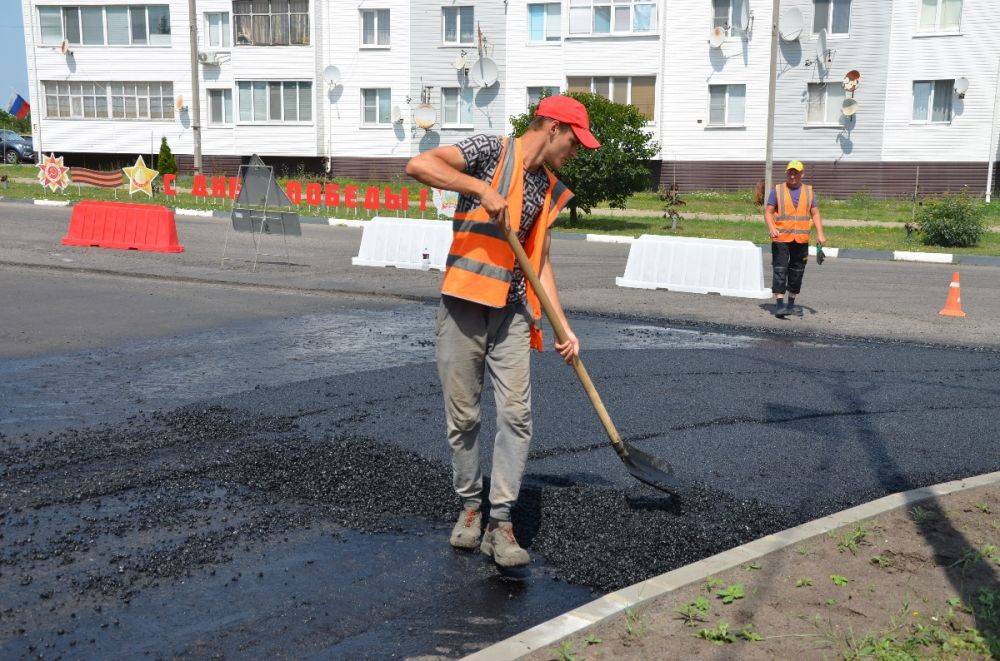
[601, 188, 1000, 225]
[554, 214, 1000, 255]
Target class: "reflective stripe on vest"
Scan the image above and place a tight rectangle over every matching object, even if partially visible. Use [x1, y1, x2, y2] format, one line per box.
[441, 136, 574, 351]
[774, 183, 813, 244]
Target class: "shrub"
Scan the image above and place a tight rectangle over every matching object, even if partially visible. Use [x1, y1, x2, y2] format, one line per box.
[156, 137, 177, 176]
[917, 191, 986, 248]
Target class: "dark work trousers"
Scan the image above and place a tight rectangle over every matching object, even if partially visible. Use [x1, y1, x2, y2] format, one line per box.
[771, 241, 809, 295]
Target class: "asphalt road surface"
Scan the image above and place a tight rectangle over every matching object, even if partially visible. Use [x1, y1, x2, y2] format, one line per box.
[2, 205, 999, 658]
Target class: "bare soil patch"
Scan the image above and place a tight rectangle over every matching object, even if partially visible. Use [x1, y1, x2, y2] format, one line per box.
[531, 484, 1000, 660]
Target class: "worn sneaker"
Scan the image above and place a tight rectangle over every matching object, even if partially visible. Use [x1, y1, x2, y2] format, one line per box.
[449, 508, 482, 550]
[773, 299, 789, 318]
[480, 522, 530, 567]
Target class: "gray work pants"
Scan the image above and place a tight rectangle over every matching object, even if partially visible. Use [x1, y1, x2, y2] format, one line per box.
[435, 294, 533, 522]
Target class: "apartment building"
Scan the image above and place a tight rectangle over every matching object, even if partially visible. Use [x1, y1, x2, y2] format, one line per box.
[19, 0, 1000, 196]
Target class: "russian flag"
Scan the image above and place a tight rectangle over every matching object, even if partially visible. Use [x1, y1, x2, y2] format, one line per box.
[7, 94, 30, 120]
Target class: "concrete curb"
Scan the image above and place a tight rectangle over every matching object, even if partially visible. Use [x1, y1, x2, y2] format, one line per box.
[893, 250, 954, 264]
[33, 199, 72, 207]
[174, 208, 215, 218]
[465, 469, 1000, 661]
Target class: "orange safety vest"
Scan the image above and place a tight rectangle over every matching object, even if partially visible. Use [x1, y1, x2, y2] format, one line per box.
[441, 136, 574, 351]
[773, 183, 814, 244]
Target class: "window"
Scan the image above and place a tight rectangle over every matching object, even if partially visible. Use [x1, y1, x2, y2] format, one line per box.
[360, 9, 390, 46]
[708, 84, 746, 126]
[233, 0, 310, 46]
[912, 80, 954, 123]
[43, 81, 172, 120]
[237, 81, 312, 122]
[567, 75, 656, 120]
[209, 89, 233, 124]
[206, 12, 231, 47]
[442, 6, 474, 45]
[919, 0, 962, 31]
[569, 0, 657, 35]
[40, 6, 171, 46]
[527, 86, 557, 108]
[813, 0, 850, 34]
[528, 3, 561, 42]
[712, 0, 747, 37]
[806, 82, 846, 125]
[361, 88, 392, 125]
[442, 87, 474, 126]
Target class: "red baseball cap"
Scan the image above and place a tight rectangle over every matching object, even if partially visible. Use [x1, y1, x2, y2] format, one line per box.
[535, 95, 601, 149]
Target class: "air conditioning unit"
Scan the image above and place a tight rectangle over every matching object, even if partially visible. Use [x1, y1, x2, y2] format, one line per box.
[197, 51, 219, 65]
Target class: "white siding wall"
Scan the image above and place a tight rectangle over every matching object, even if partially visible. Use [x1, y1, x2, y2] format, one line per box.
[882, 0, 1000, 162]
[327, 0, 410, 160]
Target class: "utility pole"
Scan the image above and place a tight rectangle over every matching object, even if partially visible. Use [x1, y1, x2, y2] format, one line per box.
[764, 0, 781, 198]
[187, 0, 203, 172]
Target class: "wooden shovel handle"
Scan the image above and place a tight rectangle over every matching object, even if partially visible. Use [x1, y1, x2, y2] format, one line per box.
[497, 210, 628, 457]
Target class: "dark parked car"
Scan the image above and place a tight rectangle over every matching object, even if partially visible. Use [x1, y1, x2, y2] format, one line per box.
[1, 130, 36, 164]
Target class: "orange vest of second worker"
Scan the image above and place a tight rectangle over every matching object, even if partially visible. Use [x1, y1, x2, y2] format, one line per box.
[441, 137, 574, 352]
[773, 183, 815, 244]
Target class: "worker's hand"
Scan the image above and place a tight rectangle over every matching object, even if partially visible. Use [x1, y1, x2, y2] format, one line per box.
[817, 235, 826, 246]
[555, 329, 580, 364]
[768, 225, 780, 240]
[479, 184, 508, 219]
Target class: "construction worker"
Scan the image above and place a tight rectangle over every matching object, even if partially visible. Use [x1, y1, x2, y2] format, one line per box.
[404, 96, 599, 568]
[764, 161, 826, 318]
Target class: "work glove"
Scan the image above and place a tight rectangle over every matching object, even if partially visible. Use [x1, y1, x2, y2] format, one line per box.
[816, 244, 826, 266]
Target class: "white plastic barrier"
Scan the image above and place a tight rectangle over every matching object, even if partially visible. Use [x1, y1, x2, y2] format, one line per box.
[616, 234, 772, 299]
[351, 216, 453, 271]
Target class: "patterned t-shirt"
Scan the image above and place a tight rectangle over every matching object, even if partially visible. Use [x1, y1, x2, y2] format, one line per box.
[454, 134, 551, 306]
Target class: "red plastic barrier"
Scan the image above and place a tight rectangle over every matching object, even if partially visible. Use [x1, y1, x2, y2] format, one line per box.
[62, 200, 184, 253]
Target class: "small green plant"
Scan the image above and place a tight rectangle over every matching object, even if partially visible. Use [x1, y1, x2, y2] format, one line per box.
[675, 595, 711, 626]
[739, 625, 763, 642]
[742, 561, 761, 571]
[836, 522, 872, 554]
[795, 545, 810, 556]
[624, 607, 646, 638]
[916, 191, 987, 248]
[697, 622, 736, 645]
[826, 598, 838, 607]
[870, 555, 891, 568]
[583, 634, 602, 646]
[977, 588, 999, 623]
[156, 137, 178, 176]
[830, 574, 849, 587]
[795, 577, 813, 587]
[549, 641, 576, 661]
[910, 505, 939, 523]
[974, 501, 991, 514]
[704, 576, 725, 592]
[716, 583, 746, 604]
[848, 189, 876, 208]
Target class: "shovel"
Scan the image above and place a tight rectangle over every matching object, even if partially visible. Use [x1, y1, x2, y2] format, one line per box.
[498, 210, 681, 496]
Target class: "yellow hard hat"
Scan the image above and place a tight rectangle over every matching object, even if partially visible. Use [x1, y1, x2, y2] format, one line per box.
[786, 160, 805, 172]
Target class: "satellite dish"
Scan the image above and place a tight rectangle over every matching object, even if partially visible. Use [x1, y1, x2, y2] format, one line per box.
[739, 1, 751, 32]
[843, 69, 861, 93]
[955, 77, 969, 98]
[779, 7, 803, 41]
[174, 95, 185, 111]
[322, 65, 341, 86]
[60, 40, 72, 55]
[816, 28, 829, 62]
[390, 105, 402, 123]
[841, 98, 859, 117]
[469, 57, 498, 87]
[709, 26, 726, 48]
[452, 53, 467, 71]
[413, 104, 436, 129]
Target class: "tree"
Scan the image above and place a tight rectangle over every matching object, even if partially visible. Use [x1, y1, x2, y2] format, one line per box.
[157, 136, 177, 176]
[509, 90, 659, 225]
[0, 110, 31, 135]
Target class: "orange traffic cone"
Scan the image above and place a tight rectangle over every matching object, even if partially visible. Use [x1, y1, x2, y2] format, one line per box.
[939, 272, 966, 318]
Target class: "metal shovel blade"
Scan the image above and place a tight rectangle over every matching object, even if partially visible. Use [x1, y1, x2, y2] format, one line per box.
[622, 443, 682, 496]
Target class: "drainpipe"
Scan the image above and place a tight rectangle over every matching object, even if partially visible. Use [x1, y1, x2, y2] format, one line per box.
[986, 56, 1000, 203]
[188, 0, 203, 173]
